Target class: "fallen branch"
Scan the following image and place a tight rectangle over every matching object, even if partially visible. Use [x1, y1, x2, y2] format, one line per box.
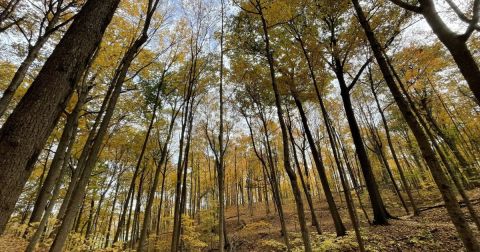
[418, 198, 480, 212]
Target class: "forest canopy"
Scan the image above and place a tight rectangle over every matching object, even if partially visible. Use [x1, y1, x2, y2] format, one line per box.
[0, 0, 480, 251]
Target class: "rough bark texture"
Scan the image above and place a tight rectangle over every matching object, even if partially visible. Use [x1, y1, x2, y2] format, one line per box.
[29, 83, 89, 226]
[0, 0, 120, 234]
[0, 0, 69, 118]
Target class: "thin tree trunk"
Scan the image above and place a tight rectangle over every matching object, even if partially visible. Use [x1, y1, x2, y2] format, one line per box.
[26, 147, 74, 252]
[290, 89, 346, 236]
[104, 172, 122, 248]
[138, 99, 178, 251]
[29, 73, 92, 227]
[330, 119, 366, 252]
[218, 1, 226, 250]
[369, 73, 419, 215]
[286, 111, 322, 234]
[242, 111, 289, 246]
[358, 101, 409, 214]
[255, 2, 311, 249]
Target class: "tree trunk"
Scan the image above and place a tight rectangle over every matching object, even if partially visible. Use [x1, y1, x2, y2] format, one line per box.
[352, 1, 480, 250]
[218, 1, 226, 249]
[335, 64, 390, 224]
[29, 82, 90, 227]
[138, 101, 177, 251]
[290, 91, 346, 235]
[56, 77, 115, 223]
[25, 143, 74, 252]
[286, 112, 322, 234]
[358, 101, 409, 214]
[243, 111, 289, 247]
[417, 0, 480, 104]
[156, 159, 169, 236]
[330, 120, 366, 252]
[104, 172, 121, 248]
[0, 0, 120, 233]
[256, 2, 311, 250]
[172, 88, 196, 251]
[369, 74, 419, 215]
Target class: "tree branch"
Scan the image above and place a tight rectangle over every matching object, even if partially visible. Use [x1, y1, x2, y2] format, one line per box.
[388, 0, 423, 13]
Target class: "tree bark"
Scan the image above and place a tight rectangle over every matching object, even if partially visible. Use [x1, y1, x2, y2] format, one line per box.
[352, 1, 480, 250]
[0, 0, 119, 234]
[29, 77, 91, 227]
[335, 61, 390, 224]
[286, 111, 322, 234]
[104, 172, 122, 248]
[138, 95, 178, 251]
[255, 1, 311, 250]
[369, 73, 419, 215]
[0, 0, 70, 118]
[290, 90, 346, 235]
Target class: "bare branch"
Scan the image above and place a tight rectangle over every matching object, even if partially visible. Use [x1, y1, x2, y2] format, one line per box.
[389, 0, 422, 13]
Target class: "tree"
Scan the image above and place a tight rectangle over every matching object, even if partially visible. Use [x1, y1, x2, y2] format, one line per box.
[236, 1, 312, 250]
[351, 0, 480, 250]
[0, 0, 120, 234]
[0, 0, 23, 33]
[0, 0, 78, 118]
[389, 0, 480, 104]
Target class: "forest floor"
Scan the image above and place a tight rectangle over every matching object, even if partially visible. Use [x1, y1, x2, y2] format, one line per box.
[1, 186, 480, 251]
[224, 186, 480, 251]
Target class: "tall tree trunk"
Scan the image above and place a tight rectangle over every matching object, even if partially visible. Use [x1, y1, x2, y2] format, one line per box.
[218, 1, 226, 249]
[335, 63, 390, 224]
[91, 174, 116, 237]
[286, 112, 322, 234]
[369, 73, 419, 215]
[352, 1, 480, 250]
[290, 90, 346, 235]
[138, 100, 178, 251]
[104, 172, 122, 248]
[56, 77, 115, 223]
[156, 158, 168, 237]
[171, 88, 196, 251]
[255, 2, 311, 250]
[0, 0, 120, 233]
[131, 167, 146, 248]
[29, 73, 92, 227]
[85, 197, 95, 240]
